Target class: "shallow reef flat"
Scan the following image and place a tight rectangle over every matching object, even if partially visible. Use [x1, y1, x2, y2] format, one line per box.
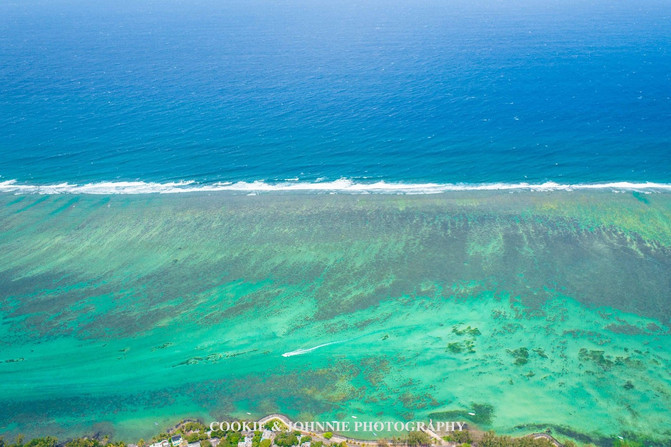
[0, 191, 670, 443]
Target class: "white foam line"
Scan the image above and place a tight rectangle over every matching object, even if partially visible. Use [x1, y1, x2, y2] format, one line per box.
[1, 178, 671, 195]
[281, 340, 348, 357]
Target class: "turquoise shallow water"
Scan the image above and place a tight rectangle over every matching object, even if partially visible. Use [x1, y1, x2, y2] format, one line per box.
[1, 191, 670, 444]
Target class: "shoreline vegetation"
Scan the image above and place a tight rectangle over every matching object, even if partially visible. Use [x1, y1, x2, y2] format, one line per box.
[0, 415, 658, 447]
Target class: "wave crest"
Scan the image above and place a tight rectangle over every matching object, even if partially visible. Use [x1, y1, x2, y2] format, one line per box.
[1, 179, 670, 195]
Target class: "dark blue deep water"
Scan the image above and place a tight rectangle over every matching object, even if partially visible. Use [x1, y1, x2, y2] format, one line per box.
[1, 0, 670, 188]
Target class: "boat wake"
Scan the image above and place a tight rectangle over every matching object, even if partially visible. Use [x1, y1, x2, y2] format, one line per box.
[281, 340, 348, 357]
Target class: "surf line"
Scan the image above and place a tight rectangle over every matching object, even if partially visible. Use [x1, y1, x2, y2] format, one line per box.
[281, 339, 349, 357]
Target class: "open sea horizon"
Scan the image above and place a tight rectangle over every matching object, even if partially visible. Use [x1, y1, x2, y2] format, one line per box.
[1, 0, 670, 189]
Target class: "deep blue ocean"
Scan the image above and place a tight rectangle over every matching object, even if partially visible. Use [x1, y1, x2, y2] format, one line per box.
[1, 0, 670, 192]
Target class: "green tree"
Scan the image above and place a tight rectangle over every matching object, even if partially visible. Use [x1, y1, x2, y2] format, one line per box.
[406, 431, 431, 447]
[274, 433, 298, 447]
[152, 434, 170, 443]
[65, 439, 102, 447]
[479, 431, 503, 447]
[252, 432, 262, 447]
[259, 440, 271, 447]
[323, 433, 333, 441]
[12, 435, 25, 447]
[264, 421, 287, 431]
[24, 438, 58, 447]
[450, 431, 471, 444]
[184, 423, 208, 433]
[210, 431, 226, 440]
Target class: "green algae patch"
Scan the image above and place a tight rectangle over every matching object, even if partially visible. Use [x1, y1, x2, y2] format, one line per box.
[507, 347, 530, 366]
[452, 325, 481, 336]
[446, 341, 475, 354]
[528, 191, 671, 248]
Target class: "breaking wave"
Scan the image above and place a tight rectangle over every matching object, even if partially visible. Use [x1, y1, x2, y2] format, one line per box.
[1, 178, 671, 195]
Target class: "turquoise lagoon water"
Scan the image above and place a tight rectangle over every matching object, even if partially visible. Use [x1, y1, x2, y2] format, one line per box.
[1, 191, 670, 444]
